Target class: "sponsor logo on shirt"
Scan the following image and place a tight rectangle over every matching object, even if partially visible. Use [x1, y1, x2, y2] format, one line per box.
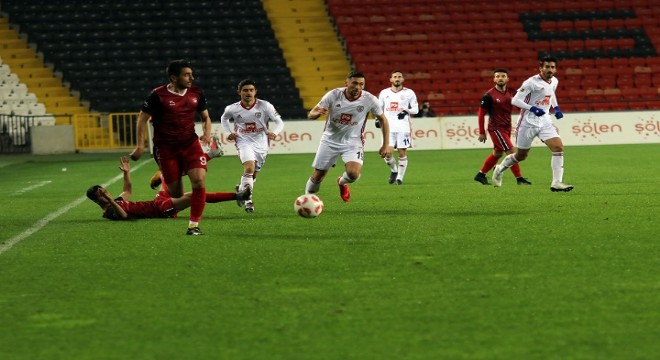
[241, 122, 263, 133]
[335, 113, 357, 126]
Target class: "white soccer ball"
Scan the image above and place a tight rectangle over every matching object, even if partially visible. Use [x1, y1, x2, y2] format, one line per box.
[294, 194, 324, 218]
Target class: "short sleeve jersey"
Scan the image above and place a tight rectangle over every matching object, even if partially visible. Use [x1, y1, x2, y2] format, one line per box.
[480, 87, 517, 131]
[317, 88, 383, 147]
[378, 87, 418, 133]
[102, 192, 176, 220]
[515, 75, 559, 127]
[142, 84, 208, 149]
[220, 99, 284, 153]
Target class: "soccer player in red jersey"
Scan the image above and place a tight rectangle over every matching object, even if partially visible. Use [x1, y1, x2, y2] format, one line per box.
[87, 157, 249, 221]
[474, 68, 531, 186]
[129, 59, 213, 235]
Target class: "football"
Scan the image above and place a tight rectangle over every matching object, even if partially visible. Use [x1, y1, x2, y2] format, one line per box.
[294, 194, 324, 218]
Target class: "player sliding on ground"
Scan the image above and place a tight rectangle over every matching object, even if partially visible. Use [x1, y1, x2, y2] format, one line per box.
[86, 157, 250, 221]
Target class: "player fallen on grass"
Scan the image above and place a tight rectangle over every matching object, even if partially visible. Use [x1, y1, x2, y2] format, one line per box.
[492, 55, 573, 192]
[86, 157, 250, 220]
[305, 71, 392, 202]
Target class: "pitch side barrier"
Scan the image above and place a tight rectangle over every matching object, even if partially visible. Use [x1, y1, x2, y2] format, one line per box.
[156, 110, 659, 156]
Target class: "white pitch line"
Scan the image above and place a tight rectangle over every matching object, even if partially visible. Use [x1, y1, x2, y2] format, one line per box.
[0, 160, 150, 256]
[12, 180, 52, 196]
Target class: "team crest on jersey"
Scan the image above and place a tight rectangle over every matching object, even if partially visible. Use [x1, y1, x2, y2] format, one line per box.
[168, 101, 176, 106]
[255, 112, 262, 118]
[357, 106, 364, 112]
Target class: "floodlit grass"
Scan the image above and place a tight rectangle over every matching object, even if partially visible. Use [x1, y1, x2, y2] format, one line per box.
[1, 144, 659, 359]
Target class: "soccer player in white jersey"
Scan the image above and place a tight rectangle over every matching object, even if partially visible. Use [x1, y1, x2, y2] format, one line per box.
[492, 55, 573, 192]
[378, 70, 419, 185]
[305, 71, 392, 202]
[221, 79, 284, 212]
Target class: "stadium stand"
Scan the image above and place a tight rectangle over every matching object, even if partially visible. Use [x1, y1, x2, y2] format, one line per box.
[327, 0, 660, 115]
[1, 0, 307, 119]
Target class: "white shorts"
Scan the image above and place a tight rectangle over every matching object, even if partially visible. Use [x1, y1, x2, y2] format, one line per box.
[389, 132, 412, 149]
[312, 141, 364, 170]
[516, 122, 560, 149]
[236, 143, 267, 171]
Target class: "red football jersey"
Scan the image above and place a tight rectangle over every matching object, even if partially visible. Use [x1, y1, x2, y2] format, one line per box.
[142, 84, 208, 149]
[103, 192, 176, 220]
[480, 87, 517, 132]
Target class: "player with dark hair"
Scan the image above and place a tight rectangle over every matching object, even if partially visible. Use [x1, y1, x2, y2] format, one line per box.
[220, 79, 284, 213]
[378, 70, 419, 185]
[493, 56, 573, 192]
[87, 157, 250, 220]
[474, 68, 531, 186]
[305, 71, 392, 201]
[129, 59, 214, 235]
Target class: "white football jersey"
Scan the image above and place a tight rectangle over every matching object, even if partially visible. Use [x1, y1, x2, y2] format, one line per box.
[378, 87, 419, 133]
[513, 74, 559, 127]
[220, 99, 284, 153]
[316, 88, 383, 147]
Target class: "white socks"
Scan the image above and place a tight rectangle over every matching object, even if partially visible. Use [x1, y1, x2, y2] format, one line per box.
[551, 152, 564, 183]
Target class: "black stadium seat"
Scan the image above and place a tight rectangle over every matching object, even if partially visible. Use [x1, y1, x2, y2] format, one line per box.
[1, 0, 307, 119]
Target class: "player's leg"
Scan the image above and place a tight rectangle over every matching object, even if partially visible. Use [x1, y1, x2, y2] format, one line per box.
[495, 129, 531, 185]
[543, 135, 573, 192]
[384, 132, 398, 184]
[395, 133, 411, 185]
[475, 130, 501, 185]
[182, 142, 208, 235]
[337, 147, 364, 202]
[306, 142, 338, 194]
[493, 126, 534, 187]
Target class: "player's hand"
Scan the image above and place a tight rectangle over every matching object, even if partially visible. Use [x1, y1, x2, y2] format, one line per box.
[379, 145, 393, 158]
[554, 106, 564, 119]
[530, 106, 545, 117]
[227, 133, 237, 141]
[478, 133, 487, 143]
[309, 106, 328, 119]
[199, 133, 211, 147]
[118, 156, 130, 172]
[267, 131, 277, 140]
[375, 119, 381, 128]
[129, 147, 143, 161]
[397, 111, 408, 120]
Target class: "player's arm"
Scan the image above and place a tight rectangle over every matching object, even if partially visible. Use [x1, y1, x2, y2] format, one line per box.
[308, 105, 328, 120]
[220, 108, 237, 141]
[267, 106, 284, 140]
[375, 113, 392, 158]
[477, 94, 491, 143]
[99, 188, 129, 220]
[199, 109, 212, 146]
[407, 93, 420, 116]
[511, 90, 531, 110]
[129, 111, 151, 160]
[117, 156, 132, 200]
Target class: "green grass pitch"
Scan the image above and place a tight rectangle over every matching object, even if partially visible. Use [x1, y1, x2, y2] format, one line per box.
[1, 143, 659, 359]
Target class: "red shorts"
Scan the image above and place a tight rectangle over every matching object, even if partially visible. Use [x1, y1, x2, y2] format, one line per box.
[488, 129, 514, 152]
[155, 140, 208, 185]
[154, 190, 177, 218]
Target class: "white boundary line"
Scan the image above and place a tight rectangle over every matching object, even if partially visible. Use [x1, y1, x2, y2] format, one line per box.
[12, 180, 52, 196]
[0, 160, 150, 256]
